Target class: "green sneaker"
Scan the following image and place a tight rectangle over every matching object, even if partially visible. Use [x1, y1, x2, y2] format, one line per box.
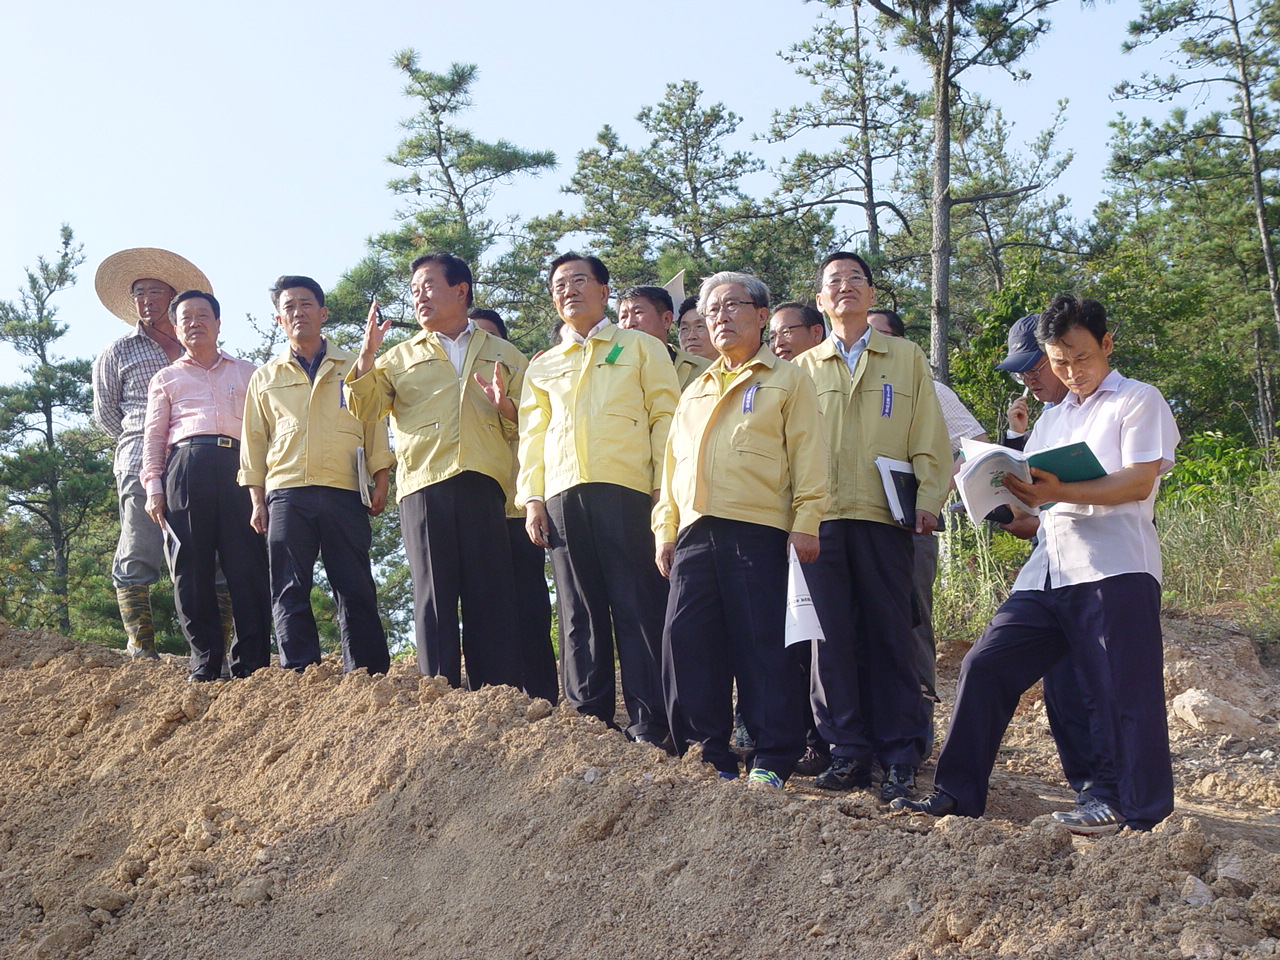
[746, 768, 783, 790]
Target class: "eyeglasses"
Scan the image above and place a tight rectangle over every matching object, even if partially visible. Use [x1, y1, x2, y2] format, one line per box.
[822, 274, 870, 291]
[1012, 356, 1050, 384]
[551, 274, 594, 296]
[766, 323, 806, 344]
[703, 299, 759, 320]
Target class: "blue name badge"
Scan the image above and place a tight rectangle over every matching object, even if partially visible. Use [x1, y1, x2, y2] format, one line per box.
[881, 383, 893, 417]
[743, 383, 759, 414]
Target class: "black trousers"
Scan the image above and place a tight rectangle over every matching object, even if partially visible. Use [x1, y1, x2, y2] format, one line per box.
[507, 517, 559, 703]
[808, 518, 925, 767]
[933, 573, 1173, 828]
[663, 518, 803, 778]
[164, 442, 271, 678]
[546, 483, 668, 739]
[400, 471, 521, 690]
[266, 485, 389, 674]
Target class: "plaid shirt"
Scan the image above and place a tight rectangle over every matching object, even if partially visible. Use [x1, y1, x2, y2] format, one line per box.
[92, 324, 177, 477]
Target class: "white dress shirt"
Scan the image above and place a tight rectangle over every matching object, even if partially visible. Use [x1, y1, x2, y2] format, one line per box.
[1012, 369, 1179, 591]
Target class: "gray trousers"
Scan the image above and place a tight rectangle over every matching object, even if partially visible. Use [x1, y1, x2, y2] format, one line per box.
[113, 473, 164, 588]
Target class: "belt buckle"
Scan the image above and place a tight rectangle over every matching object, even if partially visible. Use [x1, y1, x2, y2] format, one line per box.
[217, 436, 233, 448]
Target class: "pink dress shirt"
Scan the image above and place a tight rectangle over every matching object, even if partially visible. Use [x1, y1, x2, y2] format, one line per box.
[141, 350, 258, 496]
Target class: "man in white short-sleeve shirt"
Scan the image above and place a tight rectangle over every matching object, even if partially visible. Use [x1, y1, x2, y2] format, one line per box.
[894, 294, 1180, 834]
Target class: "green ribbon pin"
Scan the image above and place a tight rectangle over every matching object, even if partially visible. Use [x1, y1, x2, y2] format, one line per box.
[604, 342, 624, 364]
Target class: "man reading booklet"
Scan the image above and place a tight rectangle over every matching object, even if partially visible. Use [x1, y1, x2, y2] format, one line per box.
[955, 437, 1105, 523]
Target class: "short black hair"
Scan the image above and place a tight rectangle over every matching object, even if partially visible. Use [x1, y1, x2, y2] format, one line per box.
[1037, 294, 1108, 346]
[270, 275, 325, 309]
[773, 301, 825, 330]
[617, 285, 673, 316]
[410, 252, 474, 307]
[548, 251, 609, 289]
[814, 251, 874, 294]
[169, 289, 220, 321]
[468, 307, 508, 341]
[867, 307, 906, 338]
[677, 296, 700, 321]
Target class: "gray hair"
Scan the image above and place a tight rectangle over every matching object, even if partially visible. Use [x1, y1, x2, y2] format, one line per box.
[697, 271, 770, 314]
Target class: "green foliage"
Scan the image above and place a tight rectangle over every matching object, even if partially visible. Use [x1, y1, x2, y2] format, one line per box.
[0, 227, 116, 635]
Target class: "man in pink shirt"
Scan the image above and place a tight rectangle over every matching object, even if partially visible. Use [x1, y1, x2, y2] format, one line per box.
[141, 290, 271, 681]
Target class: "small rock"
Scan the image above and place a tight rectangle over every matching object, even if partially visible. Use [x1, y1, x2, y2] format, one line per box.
[584, 767, 601, 784]
[230, 877, 273, 907]
[1181, 875, 1214, 906]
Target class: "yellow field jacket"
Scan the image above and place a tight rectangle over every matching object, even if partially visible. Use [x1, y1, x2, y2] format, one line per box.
[238, 342, 394, 493]
[517, 323, 679, 504]
[345, 328, 527, 502]
[653, 346, 829, 543]
[795, 328, 951, 526]
[673, 347, 712, 391]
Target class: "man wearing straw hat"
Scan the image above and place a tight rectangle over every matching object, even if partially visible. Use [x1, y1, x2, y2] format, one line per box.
[93, 248, 216, 660]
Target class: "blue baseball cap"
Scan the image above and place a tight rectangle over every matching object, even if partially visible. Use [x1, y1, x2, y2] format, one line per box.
[994, 313, 1043, 372]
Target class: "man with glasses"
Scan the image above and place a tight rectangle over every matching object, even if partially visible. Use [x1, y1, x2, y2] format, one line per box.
[997, 313, 1069, 452]
[794, 252, 951, 802]
[768, 302, 827, 361]
[676, 297, 717, 362]
[617, 285, 711, 390]
[518, 253, 681, 748]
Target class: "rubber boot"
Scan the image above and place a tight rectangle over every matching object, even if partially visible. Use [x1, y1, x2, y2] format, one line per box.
[117, 585, 159, 660]
[217, 586, 235, 679]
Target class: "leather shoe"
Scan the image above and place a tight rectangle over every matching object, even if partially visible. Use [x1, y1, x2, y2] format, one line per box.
[879, 764, 917, 801]
[889, 790, 957, 816]
[814, 757, 873, 790]
[794, 745, 831, 777]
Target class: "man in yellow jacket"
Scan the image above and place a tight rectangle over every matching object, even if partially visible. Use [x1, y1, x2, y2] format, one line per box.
[239, 276, 394, 674]
[346, 253, 526, 691]
[795, 251, 952, 802]
[654, 271, 829, 788]
[518, 253, 681, 746]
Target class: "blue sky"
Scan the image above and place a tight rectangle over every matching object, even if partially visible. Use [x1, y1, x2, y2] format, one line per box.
[0, 0, 1198, 382]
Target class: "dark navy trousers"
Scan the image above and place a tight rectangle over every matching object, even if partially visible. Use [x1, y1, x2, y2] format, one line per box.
[401, 471, 522, 690]
[266, 485, 389, 674]
[808, 519, 925, 767]
[662, 518, 804, 778]
[934, 572, 1173, 829]
[546, 482, 669, 739]
[506, 516, 559, 703]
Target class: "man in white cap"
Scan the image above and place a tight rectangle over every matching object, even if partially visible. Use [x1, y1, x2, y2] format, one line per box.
[92, 248, 212, 659]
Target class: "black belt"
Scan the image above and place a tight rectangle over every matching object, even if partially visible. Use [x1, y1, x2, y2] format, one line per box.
[174, 435, 239, 450]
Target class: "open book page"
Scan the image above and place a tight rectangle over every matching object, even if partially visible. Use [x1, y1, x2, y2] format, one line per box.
[357, 447, 372, 508]
[956, 438, 1106, 525]
[955, 440, 1034, 524]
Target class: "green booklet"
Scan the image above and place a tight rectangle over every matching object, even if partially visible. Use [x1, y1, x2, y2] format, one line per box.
[956, 438, 1105, 523]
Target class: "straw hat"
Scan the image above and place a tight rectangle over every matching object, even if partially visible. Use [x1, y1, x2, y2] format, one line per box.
[95, 248, 212, 324]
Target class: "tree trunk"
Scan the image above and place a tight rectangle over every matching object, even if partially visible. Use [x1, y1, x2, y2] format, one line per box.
[929, 0, 956, 382]
[1228, 0, 1280, 350]
[851, 1, 882, 259]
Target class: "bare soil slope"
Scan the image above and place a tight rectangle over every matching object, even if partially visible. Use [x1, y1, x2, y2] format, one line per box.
[1, 616, 1278, 960]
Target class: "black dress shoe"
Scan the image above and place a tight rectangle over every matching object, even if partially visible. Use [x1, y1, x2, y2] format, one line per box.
[889, 790, 957, 816]
[794, 745, 832, 777]
[814, 757, 873, 790]
[186, 672, 218, 683]
[879, 764, 917, 801]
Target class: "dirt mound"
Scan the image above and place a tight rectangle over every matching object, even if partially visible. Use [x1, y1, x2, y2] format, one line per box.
[1, 616, 1278, 960]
